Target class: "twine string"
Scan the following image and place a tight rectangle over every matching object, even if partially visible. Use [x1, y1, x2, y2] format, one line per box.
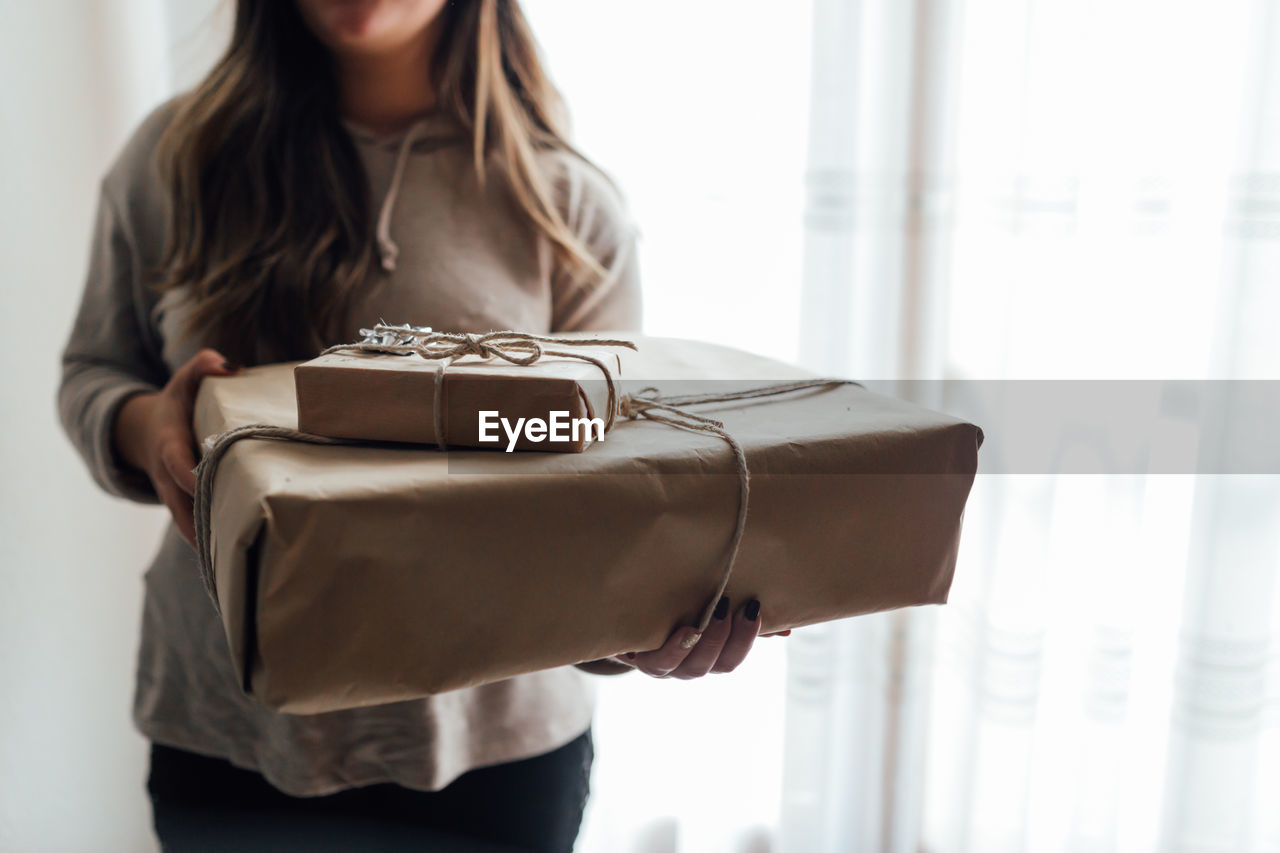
[193, 424, 361, 611]
[615, 378, 852, 633]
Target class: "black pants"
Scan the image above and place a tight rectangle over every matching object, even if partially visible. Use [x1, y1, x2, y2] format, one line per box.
[147, 729, 593, 853]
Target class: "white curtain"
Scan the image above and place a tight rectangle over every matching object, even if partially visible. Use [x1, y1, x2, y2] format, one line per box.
[783, 2, 1280, 852]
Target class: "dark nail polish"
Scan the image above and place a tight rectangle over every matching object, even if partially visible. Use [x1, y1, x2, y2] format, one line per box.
[221, 360, 241, 372]
[745, 599, 761, 621]
[713, 596, 729, 620]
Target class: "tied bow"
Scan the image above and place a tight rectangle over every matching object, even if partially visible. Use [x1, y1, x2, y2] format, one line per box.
[325, 326, 639, 442]
[351, 326, 631, 368]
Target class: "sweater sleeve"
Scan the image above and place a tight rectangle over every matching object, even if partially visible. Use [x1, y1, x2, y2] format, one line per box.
[548, 155, 643, 333]
[57, 181, 169, 504]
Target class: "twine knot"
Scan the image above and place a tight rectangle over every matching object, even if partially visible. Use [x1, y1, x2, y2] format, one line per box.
[459, 333, 489, 359]
[618, 387, 662, 420]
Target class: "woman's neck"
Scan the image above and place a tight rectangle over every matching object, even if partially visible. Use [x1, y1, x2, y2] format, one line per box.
[336, 31, 440, 136]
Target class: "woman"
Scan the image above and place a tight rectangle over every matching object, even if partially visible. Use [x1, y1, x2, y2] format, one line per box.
[58, 1, 767, 850]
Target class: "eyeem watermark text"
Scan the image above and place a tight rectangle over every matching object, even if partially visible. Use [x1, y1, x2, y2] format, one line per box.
[477, 411, 605, 452]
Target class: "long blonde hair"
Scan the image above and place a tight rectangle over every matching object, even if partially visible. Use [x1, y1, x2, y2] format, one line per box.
[157, 0, 603, 364]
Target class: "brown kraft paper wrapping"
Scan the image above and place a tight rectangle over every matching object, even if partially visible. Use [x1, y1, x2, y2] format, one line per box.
[295, 346, 624, 451]
[193, 335, 983, 714]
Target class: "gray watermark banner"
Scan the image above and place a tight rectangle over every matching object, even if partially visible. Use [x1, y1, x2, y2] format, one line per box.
[872, 380, 1279, 475]
[440, 379, 1280, 475]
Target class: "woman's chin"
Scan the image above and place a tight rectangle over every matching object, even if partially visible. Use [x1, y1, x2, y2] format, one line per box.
[299, 0, 446, 57]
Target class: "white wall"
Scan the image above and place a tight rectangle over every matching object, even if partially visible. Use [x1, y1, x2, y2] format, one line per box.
[0, 3, 226, 851]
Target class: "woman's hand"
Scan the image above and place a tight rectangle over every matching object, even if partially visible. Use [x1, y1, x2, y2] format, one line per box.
[609, 597, 785, 680]
[112, 349, 239, 546]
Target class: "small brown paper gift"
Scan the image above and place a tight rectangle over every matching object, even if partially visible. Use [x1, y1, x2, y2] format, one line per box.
[295, 328, 630, 452]
[193, 334, 982, 714]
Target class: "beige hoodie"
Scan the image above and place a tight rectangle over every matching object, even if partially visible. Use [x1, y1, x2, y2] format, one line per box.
[58, 98, 641, 796]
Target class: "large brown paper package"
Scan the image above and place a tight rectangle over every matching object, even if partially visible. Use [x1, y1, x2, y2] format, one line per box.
[193, 335, 982, 714]
[295, 346, 623, 451]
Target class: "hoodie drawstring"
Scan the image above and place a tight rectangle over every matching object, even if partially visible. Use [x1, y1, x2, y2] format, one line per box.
[375, 119, 431, 273]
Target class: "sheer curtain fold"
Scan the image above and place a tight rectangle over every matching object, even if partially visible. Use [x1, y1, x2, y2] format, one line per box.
[787, 1, 1280, 852]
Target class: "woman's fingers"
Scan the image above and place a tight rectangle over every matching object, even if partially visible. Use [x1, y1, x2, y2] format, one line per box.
[171, 348, 237, 410]
[710, 598, 761, 674]
[155, 475, 196, 547]
[629, 624, 704, 677]
[668, 596, 733, 679]
[621, 598, 769, 679]
[160, 438, 198, 497]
